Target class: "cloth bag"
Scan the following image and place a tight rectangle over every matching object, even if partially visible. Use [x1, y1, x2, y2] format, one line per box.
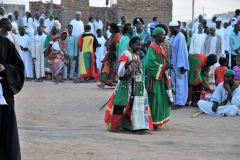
[113, 81, 129, 106]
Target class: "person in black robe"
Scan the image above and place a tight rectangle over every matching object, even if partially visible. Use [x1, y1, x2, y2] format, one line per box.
[0, 35, 24, 160]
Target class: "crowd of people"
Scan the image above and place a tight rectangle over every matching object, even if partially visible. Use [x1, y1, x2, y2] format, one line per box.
[0, 5, 240, 159]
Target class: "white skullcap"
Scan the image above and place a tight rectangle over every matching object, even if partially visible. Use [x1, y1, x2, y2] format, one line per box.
[199, 13, 203, 16]
[76, 11, 81, 15]
[215, 17, 222, 22]
[0, 6, 5, 11]
[8, 13, 13, 16]
[39, 16, 45, 20]
[26, 10, 31, 13]
[231, 17, 237, 26]
[169, 21, 179, 27]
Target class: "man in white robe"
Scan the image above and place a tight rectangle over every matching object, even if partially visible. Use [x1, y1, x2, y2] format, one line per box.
[93, 15, 103, 35]
[44, 13, 54, 31]
[201, 27, 222, 83]
[95, 29, 106, 71]
[189, 23, 207, 54]
[88, 17, 95, 34]
[7, 13, 19, 34]
[0, 18, 22, 59]
[70, 11, 84, 38]
[0, 7, 7, 20]
[198, 69, 240, 117]
[169, 21, 189, 108]
[32, 26, 46, 81]
[192, 13, 203, 34]
[215, 18, 229, 57]
[16, 26, 34, 80]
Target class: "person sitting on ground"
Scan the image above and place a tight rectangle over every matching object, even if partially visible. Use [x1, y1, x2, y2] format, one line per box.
[187, 54, 217, 107]
[198, 69, 240, 117]
[214, 57, 228, 86]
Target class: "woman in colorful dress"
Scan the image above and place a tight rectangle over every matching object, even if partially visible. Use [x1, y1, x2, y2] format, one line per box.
[97, 23, 122, 89]
[45, 30, 68, 84]
[104, 36, 153, 135]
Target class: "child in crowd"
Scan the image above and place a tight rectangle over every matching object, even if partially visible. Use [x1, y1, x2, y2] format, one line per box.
[233, 56, 240, 83]
[214, 57, 228, 86]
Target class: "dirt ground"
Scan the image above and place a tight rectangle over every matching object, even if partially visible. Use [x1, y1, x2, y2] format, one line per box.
[15, 80, 240, 160]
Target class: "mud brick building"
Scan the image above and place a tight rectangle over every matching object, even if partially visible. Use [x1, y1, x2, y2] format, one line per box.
[30, 0, 172, 29]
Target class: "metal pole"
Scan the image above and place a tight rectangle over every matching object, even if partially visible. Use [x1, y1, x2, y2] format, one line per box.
[203, 7, 204, 16]
[192, 0, 194, 27]
[50, 0, 53, 13]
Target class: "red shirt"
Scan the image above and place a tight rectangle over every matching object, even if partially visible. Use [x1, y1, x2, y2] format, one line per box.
[214, 66, 228, 85]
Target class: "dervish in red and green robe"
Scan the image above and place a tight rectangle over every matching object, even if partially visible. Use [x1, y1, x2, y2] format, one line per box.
[78, 32, 98, 79]
[187, 54, 211, 104]
[104, 49, 153, 131]
[145, 43, 174, 127]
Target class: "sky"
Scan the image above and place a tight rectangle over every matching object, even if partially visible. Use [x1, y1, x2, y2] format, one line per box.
[2, 0, 240, 21]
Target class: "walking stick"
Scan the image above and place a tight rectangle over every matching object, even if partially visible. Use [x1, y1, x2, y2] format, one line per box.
[99, 99, 110, 110]
[192, 111, 203, 118]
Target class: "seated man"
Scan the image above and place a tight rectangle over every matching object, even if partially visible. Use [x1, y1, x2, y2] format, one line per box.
[198, 70, 240, 117]
[187, 54, 217, 106]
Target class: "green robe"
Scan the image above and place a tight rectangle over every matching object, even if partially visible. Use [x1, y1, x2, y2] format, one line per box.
[188, 54, 210, 86]
[145, 43, 171, 127]
[116, 33, 131, 59]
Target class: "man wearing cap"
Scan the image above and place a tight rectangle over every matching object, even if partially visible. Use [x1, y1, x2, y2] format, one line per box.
[169, 20, 189, 109]
[198, 69, 240, 117]
[145, 27, 174, 130]
[70, 11, 84, 38]
[215, 17, 229, 57]
[45, 12, 55, 31]
[0, 6, 7, 20]
[7, 13, 19, 34]
[189, 23, 207, 54]
[13, 11, 23, 27]
[143, 21, 157, 47]
[16, 26, 34, 81]
[116, 23, 133, 59]
[147, 17, 158, 33]
[229, 23, 240, 68]
[192, 13, 203, 34]
[201, 19, 208, 34]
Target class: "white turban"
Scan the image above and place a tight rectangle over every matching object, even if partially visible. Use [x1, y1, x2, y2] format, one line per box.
[216, 17, 222, 22]
[169, 21, 179, 27]
[76, 11, 81, 15]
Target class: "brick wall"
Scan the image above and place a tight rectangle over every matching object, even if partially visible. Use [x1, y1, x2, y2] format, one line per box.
[29, 0, 172, 29]
[29, 1, 61, 19]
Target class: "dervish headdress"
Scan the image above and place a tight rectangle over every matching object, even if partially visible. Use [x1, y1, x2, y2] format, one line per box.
[224, 69, 235, 75]
[152, 27, 165, 36]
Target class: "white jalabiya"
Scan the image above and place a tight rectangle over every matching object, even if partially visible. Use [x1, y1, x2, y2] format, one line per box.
[70, 19, 84, 37]
[32, 34, 47, 79]
[216, 27, 228, 56]
[198, 82, 240, 117]
[45, 18, 54, 30]
[23, 17, 35, 40]
[5, 31, 22, 59]
[88, 22, 95, 34]
[16, 34, 34, 78]
[34, 24, 50, 35]
[96, 36, 107, 69]
[189, 33, 207, 54]
[93, 20, 103, 35]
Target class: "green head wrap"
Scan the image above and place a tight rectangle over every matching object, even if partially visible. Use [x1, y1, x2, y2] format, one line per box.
[152, 27, 165, 36]
[201, 19, 207, 23]
[19, 25, 25, 29]
[224, 69, 235, 75]
[52, 25, 57, 30]
[49, 12, 54, 17]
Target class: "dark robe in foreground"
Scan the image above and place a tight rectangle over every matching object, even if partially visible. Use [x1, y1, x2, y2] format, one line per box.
[0, 35, 25, 160]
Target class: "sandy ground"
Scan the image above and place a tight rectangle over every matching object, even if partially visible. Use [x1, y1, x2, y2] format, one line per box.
[15, 80, 240, 160]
